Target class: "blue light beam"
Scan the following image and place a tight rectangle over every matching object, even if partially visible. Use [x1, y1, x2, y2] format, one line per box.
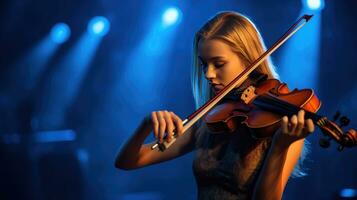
[34, 32, 102, 130]
[277, 13, 321, 90]
[103, 6, 183, 137]
[5, 34, 61, 103]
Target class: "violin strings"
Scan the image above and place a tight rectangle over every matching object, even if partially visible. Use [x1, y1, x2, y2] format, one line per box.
[255, 94, 298, 114]
[254, 94, 321, 122]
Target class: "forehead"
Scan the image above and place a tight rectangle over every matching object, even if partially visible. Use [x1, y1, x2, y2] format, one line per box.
[197, 39, 234, 60]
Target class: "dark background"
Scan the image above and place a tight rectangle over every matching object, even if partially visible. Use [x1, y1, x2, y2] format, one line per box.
[0, 0, 356, 199]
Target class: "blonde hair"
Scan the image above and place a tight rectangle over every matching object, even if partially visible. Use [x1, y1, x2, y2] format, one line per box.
[191, 11, 308, 178]
[191, 11, 278, 109]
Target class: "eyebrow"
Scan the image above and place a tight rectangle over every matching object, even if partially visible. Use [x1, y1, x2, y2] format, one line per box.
[198, 56, 226, 62]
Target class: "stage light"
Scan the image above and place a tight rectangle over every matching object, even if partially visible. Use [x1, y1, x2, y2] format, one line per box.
[88, 16, 110, 36]
[162, 7, 181, 26]
[50, 23, 70, 44]
[340, 188, 357, 198]
[305, 0, 325, 10]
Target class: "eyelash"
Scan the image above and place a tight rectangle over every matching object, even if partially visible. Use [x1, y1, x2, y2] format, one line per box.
[215, 63, 225, 68]
[200, 62, 225, 72]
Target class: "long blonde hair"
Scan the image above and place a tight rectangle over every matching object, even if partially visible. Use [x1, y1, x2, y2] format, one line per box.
[191, 11, 308, 177]
[191, 11, 278, 109]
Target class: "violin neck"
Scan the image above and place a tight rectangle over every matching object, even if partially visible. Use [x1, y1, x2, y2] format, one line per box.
[253, 94, 322, 123]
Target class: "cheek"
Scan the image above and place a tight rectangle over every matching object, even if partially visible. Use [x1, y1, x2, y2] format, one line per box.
[220, 64, 245, 84]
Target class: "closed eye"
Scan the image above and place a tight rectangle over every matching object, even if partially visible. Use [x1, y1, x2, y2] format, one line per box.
[198, 56, 226, 72]
[215, 63, 225, 68]
[214, 61, 226, 68]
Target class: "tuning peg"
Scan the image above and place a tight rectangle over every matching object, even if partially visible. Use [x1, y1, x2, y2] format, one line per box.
[319, 137, 331, 148]
[339, 116, 350, 127]
[333, 111, 341, 122]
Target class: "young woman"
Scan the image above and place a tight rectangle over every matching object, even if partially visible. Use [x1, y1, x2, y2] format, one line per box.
[115, 11, 355, 200]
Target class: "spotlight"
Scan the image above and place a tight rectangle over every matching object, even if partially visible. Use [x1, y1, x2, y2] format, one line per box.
[162, 7, 182, 26]
[88, 16, 110, 36]
[340, 188, 357, 198]
[304, 0, 325, 11]
[50, 23, 70, 44]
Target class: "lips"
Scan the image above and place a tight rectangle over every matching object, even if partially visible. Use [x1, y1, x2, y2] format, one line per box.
[213, 85, 223, 89]
[211, 84, 223, 92]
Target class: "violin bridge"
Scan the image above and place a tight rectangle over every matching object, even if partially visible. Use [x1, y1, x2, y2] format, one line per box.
[241, 86, 256, 104]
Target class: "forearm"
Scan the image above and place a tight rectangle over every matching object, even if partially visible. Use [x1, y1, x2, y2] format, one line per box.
[253, 111, 311, 200]
[115, 117, 153, 169]
[252, 138, 290, 200]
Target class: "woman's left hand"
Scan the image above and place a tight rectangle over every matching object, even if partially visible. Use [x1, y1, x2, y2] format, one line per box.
[273, 109, 314, 148]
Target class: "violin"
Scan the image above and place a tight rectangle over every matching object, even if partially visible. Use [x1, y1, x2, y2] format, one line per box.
[204, 78, 357, 151]
[151, 14, 357, 151]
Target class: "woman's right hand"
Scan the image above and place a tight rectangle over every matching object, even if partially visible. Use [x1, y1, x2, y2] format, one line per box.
[149, 110, 184, 144]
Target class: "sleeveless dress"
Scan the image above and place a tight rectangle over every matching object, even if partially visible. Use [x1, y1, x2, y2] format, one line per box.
[192, 73, 274, 200]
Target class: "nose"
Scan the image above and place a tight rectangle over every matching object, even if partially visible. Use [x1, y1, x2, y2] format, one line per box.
[204, 65, 216, 80]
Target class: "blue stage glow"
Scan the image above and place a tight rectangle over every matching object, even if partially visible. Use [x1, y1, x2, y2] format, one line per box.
[305, 0, 325, 10]
[34, 130, 76, 143]
[88, 16, 110, 36]
[278, 13, 321, 90]
[162, 7, 181, 26]
[77, 149, 89, 163]
[50, 23, 70, 44]
[34, 31, 102, 129]
[340, 188, 357, 198]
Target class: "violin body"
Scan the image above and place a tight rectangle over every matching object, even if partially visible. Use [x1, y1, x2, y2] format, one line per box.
[204, 79, 322, 138]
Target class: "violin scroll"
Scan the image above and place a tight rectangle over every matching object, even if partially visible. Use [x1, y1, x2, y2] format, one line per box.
[316, 115, 357, 151]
